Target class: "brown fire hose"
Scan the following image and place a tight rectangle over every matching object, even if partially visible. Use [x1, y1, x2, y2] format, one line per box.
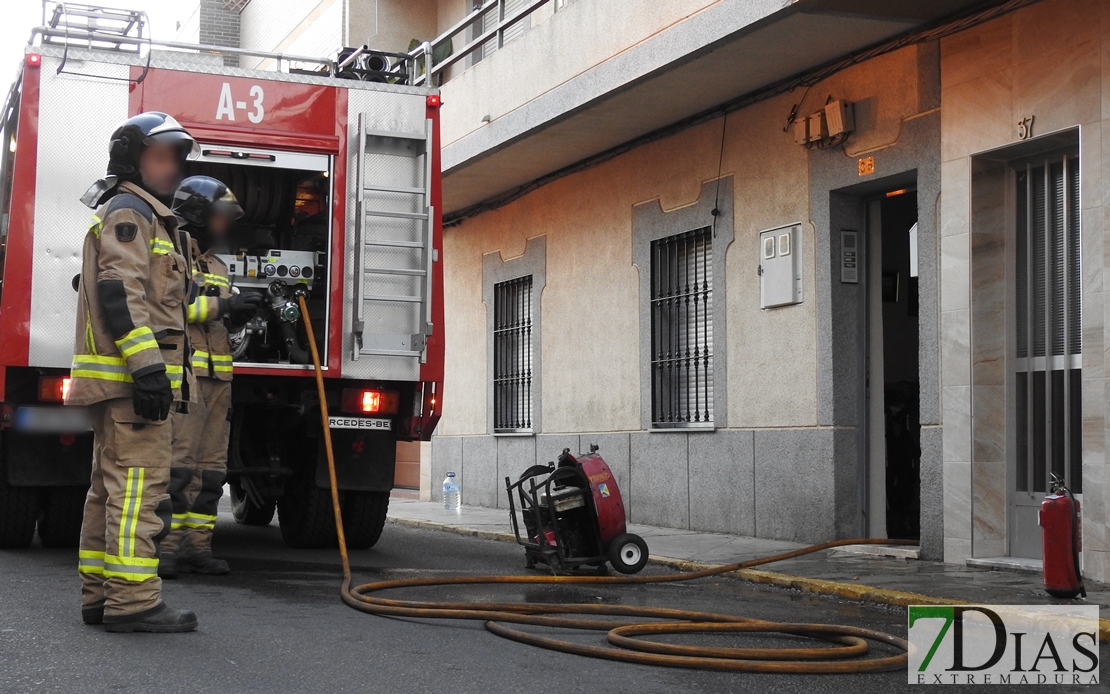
[298, 295, 913, 674]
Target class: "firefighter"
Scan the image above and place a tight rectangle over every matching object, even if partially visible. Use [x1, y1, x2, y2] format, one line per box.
[161, 176, 261, 578]
[66, 112, 199, 633]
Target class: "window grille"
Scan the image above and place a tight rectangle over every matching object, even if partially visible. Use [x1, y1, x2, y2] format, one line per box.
[650, 227, 713, 427]
[493, 275, 534, 432]
[1015, 153, 1081, 493]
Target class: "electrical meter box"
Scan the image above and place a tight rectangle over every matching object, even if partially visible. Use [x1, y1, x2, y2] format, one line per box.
[759, 223, 803, 309]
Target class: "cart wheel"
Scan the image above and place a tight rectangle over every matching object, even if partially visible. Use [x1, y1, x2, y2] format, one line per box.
[607, 533, 649, 574]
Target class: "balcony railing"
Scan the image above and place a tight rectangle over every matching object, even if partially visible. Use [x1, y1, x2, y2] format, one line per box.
[409, 0, 553, 86]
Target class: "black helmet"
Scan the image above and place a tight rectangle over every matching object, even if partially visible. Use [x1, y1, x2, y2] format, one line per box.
[172, 176, 244, 228]
[107, 111, 199, 178]
[81, 112, 199, 208]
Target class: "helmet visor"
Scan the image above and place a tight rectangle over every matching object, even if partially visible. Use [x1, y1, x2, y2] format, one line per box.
[213, 199, 244, 222]
[144, 130, 201, 160]
[214, 188, 244, 221]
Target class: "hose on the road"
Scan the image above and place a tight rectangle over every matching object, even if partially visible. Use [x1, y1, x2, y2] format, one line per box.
[299, 296, 913, 674]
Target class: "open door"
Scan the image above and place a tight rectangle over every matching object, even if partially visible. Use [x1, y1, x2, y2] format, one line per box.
[866, 189, 921, 540]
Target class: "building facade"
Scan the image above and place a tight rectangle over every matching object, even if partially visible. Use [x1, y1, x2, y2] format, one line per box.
[229, 0, 1109, 580]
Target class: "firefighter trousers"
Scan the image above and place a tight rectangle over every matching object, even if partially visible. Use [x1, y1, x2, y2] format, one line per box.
[164, 378, 231, 557]
[78, 398, 173, 618]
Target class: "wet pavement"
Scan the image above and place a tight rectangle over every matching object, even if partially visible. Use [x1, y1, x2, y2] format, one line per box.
[388, 499, 1110, 621]
[2, 496, 1106, 694]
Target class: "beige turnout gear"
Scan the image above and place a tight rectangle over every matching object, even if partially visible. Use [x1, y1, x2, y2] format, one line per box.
[184, 240, 234, 380]
[78, 399, 172, 616]
[165, 240, 234, 560]
[69, 182, 192, 619]
[165, 379, 232, 557]
[66, 181, 193, 406]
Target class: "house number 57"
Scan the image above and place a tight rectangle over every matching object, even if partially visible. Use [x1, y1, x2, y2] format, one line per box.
[1017, 115, 1035, 140]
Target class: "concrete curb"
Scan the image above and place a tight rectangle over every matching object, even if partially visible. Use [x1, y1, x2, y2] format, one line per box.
[387, 516, 1110, 640]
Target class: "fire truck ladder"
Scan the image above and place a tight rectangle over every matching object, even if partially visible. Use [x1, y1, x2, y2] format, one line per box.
[351, 113, 434, 363]
[40, 2, 153, 81]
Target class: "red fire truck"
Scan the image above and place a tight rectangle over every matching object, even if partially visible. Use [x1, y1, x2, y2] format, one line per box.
[0, 4, 443, 550]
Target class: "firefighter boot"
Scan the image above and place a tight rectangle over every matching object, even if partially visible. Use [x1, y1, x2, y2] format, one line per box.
[82, 604, 104, 625]
[179, 551, 230, 575]
[102, 603, 198, 633]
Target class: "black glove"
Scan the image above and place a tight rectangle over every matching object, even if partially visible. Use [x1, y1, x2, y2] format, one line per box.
[132, 370, 173, 421]
[220, 292, 265, 324]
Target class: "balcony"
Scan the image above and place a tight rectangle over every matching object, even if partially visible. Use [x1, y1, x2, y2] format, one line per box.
[430, 0, 1010, 216]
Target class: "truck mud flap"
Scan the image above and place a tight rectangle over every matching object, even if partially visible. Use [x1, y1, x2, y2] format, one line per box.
[3, 431, 93, 487]
[313, 430, 396, 492]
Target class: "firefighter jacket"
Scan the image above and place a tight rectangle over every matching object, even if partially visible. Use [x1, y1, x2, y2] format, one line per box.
[66, 181, 194, 406]
[185, 237, 234, 381]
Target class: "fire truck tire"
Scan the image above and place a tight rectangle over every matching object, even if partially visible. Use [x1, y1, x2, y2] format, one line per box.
[278, 477, 337, 549]
[229, 481, 276, 526]
[341, 491, 389, 550]
[37, 486, 88, 548]
[607, 533, 649, 575]
[0, 461, 40, 549]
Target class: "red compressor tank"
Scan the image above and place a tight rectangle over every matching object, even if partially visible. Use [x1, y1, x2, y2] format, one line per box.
[1038, 476, 1086, 599]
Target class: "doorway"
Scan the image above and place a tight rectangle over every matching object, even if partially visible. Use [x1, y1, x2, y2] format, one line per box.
[1009, 146, 1082, 558]
[867, 190, 921, 540]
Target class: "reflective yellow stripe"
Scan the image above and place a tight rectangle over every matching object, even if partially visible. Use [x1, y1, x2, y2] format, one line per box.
[182, 512, 217, 530]
[186, 298, 208, 323]
[84, 314, 97, 355]
[118, 468, 143, 559]
[89, 215, 102, 238]
[171, 512, 188, 530]
[72, 355, 131, 382]
[211, 354, 233, 373]
[114, 326, 158, 359]
[78, 549, 105, 575]
[103, 554, 159, 582]
[150, 238, 175, 255]
[72, 356, 183, 387]
[191, 350, 210, 370]
[201, 273, 229, 287]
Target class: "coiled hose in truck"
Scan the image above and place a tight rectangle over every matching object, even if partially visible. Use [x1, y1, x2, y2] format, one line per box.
[298, 295, 913, 674]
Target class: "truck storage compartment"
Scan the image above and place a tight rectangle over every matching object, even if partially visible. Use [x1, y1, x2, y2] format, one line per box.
[183, 146, 332, 367]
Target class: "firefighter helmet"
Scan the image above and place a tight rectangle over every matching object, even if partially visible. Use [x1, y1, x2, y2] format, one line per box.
[172, 176, 244, 229]
[82, 112, 201, 208]
[106, 111, 200, 179]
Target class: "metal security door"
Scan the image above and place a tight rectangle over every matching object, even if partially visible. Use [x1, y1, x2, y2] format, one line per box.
[1010, 151, 1081, 558]
[351, 112, 434, 364]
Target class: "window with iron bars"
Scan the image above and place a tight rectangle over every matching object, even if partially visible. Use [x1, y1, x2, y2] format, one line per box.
[650, 227, 713, 428]
[493, 275, 534, 432]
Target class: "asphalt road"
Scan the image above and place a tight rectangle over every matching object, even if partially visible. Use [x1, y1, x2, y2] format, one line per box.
[1, 509, 1105, 694]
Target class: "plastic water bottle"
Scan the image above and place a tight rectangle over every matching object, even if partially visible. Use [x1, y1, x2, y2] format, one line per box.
[442, 472, 460, 511]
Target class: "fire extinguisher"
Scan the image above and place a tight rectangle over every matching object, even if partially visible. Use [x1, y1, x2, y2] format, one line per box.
[1038, 474, 1086, 599]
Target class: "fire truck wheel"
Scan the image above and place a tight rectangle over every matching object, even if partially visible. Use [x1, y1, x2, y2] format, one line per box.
[0, 459, 40, 549]
[607, 533, 649, 575]
[37, 486, 88, 548]
[277, 476, 338, 549]
[230, 481, 277, 526]
[341, 491, 389, 550]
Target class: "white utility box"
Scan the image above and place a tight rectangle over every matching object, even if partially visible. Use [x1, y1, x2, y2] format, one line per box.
[759, 223, 803, 309]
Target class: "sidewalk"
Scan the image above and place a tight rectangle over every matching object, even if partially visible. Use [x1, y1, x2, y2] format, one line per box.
[387, 499, 1110, 636]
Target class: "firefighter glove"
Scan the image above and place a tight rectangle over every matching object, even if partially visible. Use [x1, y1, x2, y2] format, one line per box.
[220, 293, 264, 324]
[132, 370, 174, 421]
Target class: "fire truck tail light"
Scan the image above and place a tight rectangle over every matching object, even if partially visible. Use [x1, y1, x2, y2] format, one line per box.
[426, 94, 441, 108]
[340, 388, 399, 416]
[39, 376, 71, 403]
[26, 54, 41, 67]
